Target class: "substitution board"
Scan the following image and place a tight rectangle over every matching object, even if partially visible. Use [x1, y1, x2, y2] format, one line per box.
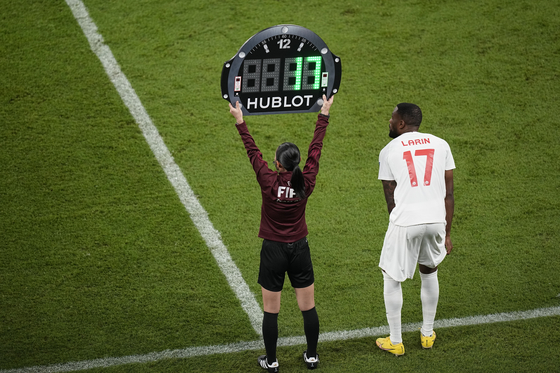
[221, 25, 342, 115]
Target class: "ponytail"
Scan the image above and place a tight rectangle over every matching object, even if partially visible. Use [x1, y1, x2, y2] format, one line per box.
[276, 142, 306, 199]
[290, 164, 306, 199]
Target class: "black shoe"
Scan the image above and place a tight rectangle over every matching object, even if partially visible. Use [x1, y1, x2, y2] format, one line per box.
[257, 355, 279, 372]
[303, 351, 319, 370]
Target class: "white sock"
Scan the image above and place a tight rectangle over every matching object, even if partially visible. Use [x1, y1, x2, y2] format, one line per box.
[420, 270, 439, 337]
[382, 271, 403, 344]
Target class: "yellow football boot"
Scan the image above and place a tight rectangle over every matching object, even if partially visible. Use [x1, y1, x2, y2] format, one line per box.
[376, 336, 405, 356]
[421, 330, 437, 349]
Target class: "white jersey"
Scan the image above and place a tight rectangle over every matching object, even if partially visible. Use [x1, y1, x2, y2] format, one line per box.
[378, 131, 455, 226]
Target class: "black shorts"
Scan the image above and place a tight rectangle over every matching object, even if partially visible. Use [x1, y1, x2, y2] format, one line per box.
[258, 237, 315, 292]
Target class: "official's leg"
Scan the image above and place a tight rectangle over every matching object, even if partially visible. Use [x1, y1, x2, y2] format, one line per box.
[294, 283, 315, 311]
[258, 239, 289, 371]
[289, 237, 319, 368]
[295, 284, 319, 359]
[261, 288, 281, 365]
[262, 287, 282, 314]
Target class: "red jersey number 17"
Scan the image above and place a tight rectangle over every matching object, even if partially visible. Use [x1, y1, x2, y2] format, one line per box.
[403, 149, 434, 187]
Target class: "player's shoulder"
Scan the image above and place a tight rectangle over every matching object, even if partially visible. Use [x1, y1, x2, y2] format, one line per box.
[379, 138, 398, 156]
[418, 132, 451, 147]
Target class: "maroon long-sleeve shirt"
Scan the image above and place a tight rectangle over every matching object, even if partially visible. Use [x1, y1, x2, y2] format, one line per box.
[236, 114, 329, 243]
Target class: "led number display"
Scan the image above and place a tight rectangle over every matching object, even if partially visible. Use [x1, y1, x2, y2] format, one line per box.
[221, 25, 341, 115]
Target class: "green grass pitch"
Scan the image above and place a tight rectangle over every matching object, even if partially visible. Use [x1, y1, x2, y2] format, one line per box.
[1, 0, 559, 372]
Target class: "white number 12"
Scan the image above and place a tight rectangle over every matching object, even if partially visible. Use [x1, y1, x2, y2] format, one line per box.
[277, 39, 291, 49]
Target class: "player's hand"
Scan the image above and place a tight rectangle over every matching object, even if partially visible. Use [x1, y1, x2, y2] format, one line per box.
[445, 236, 453, 255]
[229, 101, 244, 124]
[320, 94, 334, 116]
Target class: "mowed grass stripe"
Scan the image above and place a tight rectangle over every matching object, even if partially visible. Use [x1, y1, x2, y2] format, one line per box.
[3, 306, 558, 373]
[63, 0, 263, 335]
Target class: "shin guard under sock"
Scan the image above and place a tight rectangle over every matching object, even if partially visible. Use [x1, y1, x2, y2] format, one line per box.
[262, 311, 278, 363]
[420, 270, 439, 337]
[302, 307, 319, 357]
[383, 271, 403, 344]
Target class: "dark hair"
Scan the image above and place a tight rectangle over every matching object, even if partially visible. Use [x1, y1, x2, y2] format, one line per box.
[396, 103, 422, 128]
[276, 142, 306, 199]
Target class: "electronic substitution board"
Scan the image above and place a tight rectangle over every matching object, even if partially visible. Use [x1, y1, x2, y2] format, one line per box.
[221, 25, 341, 115]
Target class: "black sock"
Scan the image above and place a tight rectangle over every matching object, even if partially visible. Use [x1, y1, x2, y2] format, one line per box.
[262, 311, 278, 363]
[302, 307, 319, 357]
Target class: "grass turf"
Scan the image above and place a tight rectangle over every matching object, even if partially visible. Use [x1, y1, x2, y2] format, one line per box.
[1, 0, 559, 371]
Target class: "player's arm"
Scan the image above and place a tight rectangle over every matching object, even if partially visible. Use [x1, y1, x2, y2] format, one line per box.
[381, 180, 397, 214]
[444, 169, 454, 254]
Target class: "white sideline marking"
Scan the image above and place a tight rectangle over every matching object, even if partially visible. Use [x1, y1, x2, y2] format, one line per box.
[63, 0, 263, 335]
[32, 3, 557, 373]
[3, 306, 559, 373]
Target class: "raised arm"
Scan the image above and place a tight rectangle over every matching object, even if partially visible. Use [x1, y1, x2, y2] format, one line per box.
[320, 94, 334, 116]
[229, 100, 244, 125]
